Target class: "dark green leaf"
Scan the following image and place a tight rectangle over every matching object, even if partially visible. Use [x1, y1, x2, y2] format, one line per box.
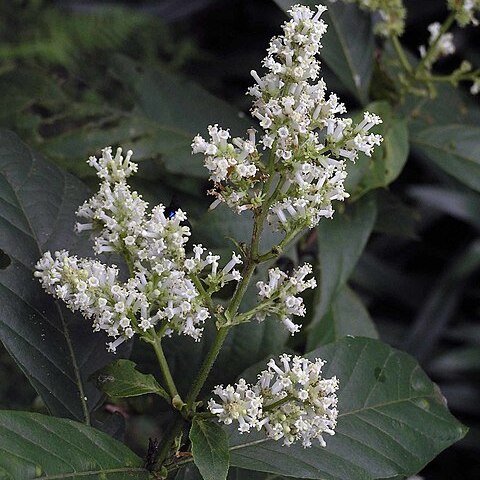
[227, 337, 467, 480]
[190, 418, 230, 480]
[346, 102, 409, 200]
[0, 410, 148, 479]
[0, 130, 127, 422]
[311, 193, 377, 327]
[374, 190, 418, 239]
[408, 185, 480, 230]
[412, 125, 480, 193]
[275, 1, 374, 104]
[92, 359, 169, 399]
[109, 55, 252, 178]
[307, 286, 378, 349]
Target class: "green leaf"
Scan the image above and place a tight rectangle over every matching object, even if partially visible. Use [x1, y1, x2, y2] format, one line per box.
[0, 410, 148, 479]
[311, 193, 377, 327]
[307, 286, 378, 349]
[345, 102, 409, 200]
[227, 337, 467, 480]
[109, 55, 252, 178]
[275, 1, 374, 104]
[190, 418, 230, 480]
[92, 359, 169, 399]
[0, 129, 127, 422]
[412, 125, 480, 193]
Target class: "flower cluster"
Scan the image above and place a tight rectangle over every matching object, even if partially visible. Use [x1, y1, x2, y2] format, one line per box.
[448, 0, 480, 27]
[208, 354, 339, 448]
[35, 147, 243, 351]
[331, 0, 406, 36]
[419, 22, 455, 67]
[255, 264, 316, 334]
[192, 4, 383, 232]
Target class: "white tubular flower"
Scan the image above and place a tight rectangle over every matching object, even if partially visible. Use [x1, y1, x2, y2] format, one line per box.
[34, 250, 138, 353]
[192, 4, 383, 231]
[471, 78, 480, 95]
[76, 181, 148, 256]
[255, 263, 316, 334]
[87, 146, 137, 183]
[259, 355, 339, 448]
[208, 379, 263, 433]
[35, 146, 224, 348]
[419, 22, 455, 67]
[208, 354, 339, 447]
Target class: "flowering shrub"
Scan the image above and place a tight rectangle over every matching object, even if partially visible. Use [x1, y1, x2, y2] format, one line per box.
[0, 2, 476, 480]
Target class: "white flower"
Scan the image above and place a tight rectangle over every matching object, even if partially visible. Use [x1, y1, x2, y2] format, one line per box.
[208, 354, 339, 447]
[36, 147, 244, 348]
[255, 263, 316, 334]
[419, 22, 455, 67]
[192, 4, 383, 231]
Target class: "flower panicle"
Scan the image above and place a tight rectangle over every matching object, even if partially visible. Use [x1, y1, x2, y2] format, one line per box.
[208, 354, 339, 448]
[35, 147, 243, 350]
[192, 4, 383, 232]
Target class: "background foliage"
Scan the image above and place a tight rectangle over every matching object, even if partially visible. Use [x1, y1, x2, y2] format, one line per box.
[0, 0, 479, 479]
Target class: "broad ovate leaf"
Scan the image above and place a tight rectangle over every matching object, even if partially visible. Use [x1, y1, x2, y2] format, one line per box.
[190, 418, 230, 480]
[311, 193, 377, 326]
[0, 411, 148, 479]
[412, 125, 480, 193]
[227, 337, 467, 480]
[0, 130, 127, 422]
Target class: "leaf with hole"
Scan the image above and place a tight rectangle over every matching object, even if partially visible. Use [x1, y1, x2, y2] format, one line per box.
[225, 337, 467, 480]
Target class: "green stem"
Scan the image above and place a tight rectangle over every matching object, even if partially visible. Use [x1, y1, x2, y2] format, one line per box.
[263, 395, 294, 412]
[185, 326, 229, 409]
[150, 334, 179, 400]
[391, 35, 412, 73]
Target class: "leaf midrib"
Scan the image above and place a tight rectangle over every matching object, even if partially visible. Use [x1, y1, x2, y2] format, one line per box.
[0, 148, 90, 424]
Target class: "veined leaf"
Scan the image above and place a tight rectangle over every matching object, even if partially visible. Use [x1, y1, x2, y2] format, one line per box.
[412, 125, 480, 193]
[226, 337, 467, 480]
[0, 410, 148, 479]
[0, 130, 127, 422]
[190, 418, 230, 480]
[92, 359, 169, 400]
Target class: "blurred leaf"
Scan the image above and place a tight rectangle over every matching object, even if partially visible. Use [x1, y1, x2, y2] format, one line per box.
[190, 418, 230, 480]
[0, 410, 148, 479]
[403, 240, 480, 363]
[346, 102, 409, 199]
[311, 193, 377, 327]
[408, 185, 480, 230]
[412, 125, 480, 193]
[92, 359, 169, 399]
[275, 1, 374, 104]
[430, 346, 480, 377]
[374, 189, 418, 238]
[109, 55, 252, 178]
[0, 130, 129, 422]
[307, 286, 378, 349]
[225, 337, 467, 479]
